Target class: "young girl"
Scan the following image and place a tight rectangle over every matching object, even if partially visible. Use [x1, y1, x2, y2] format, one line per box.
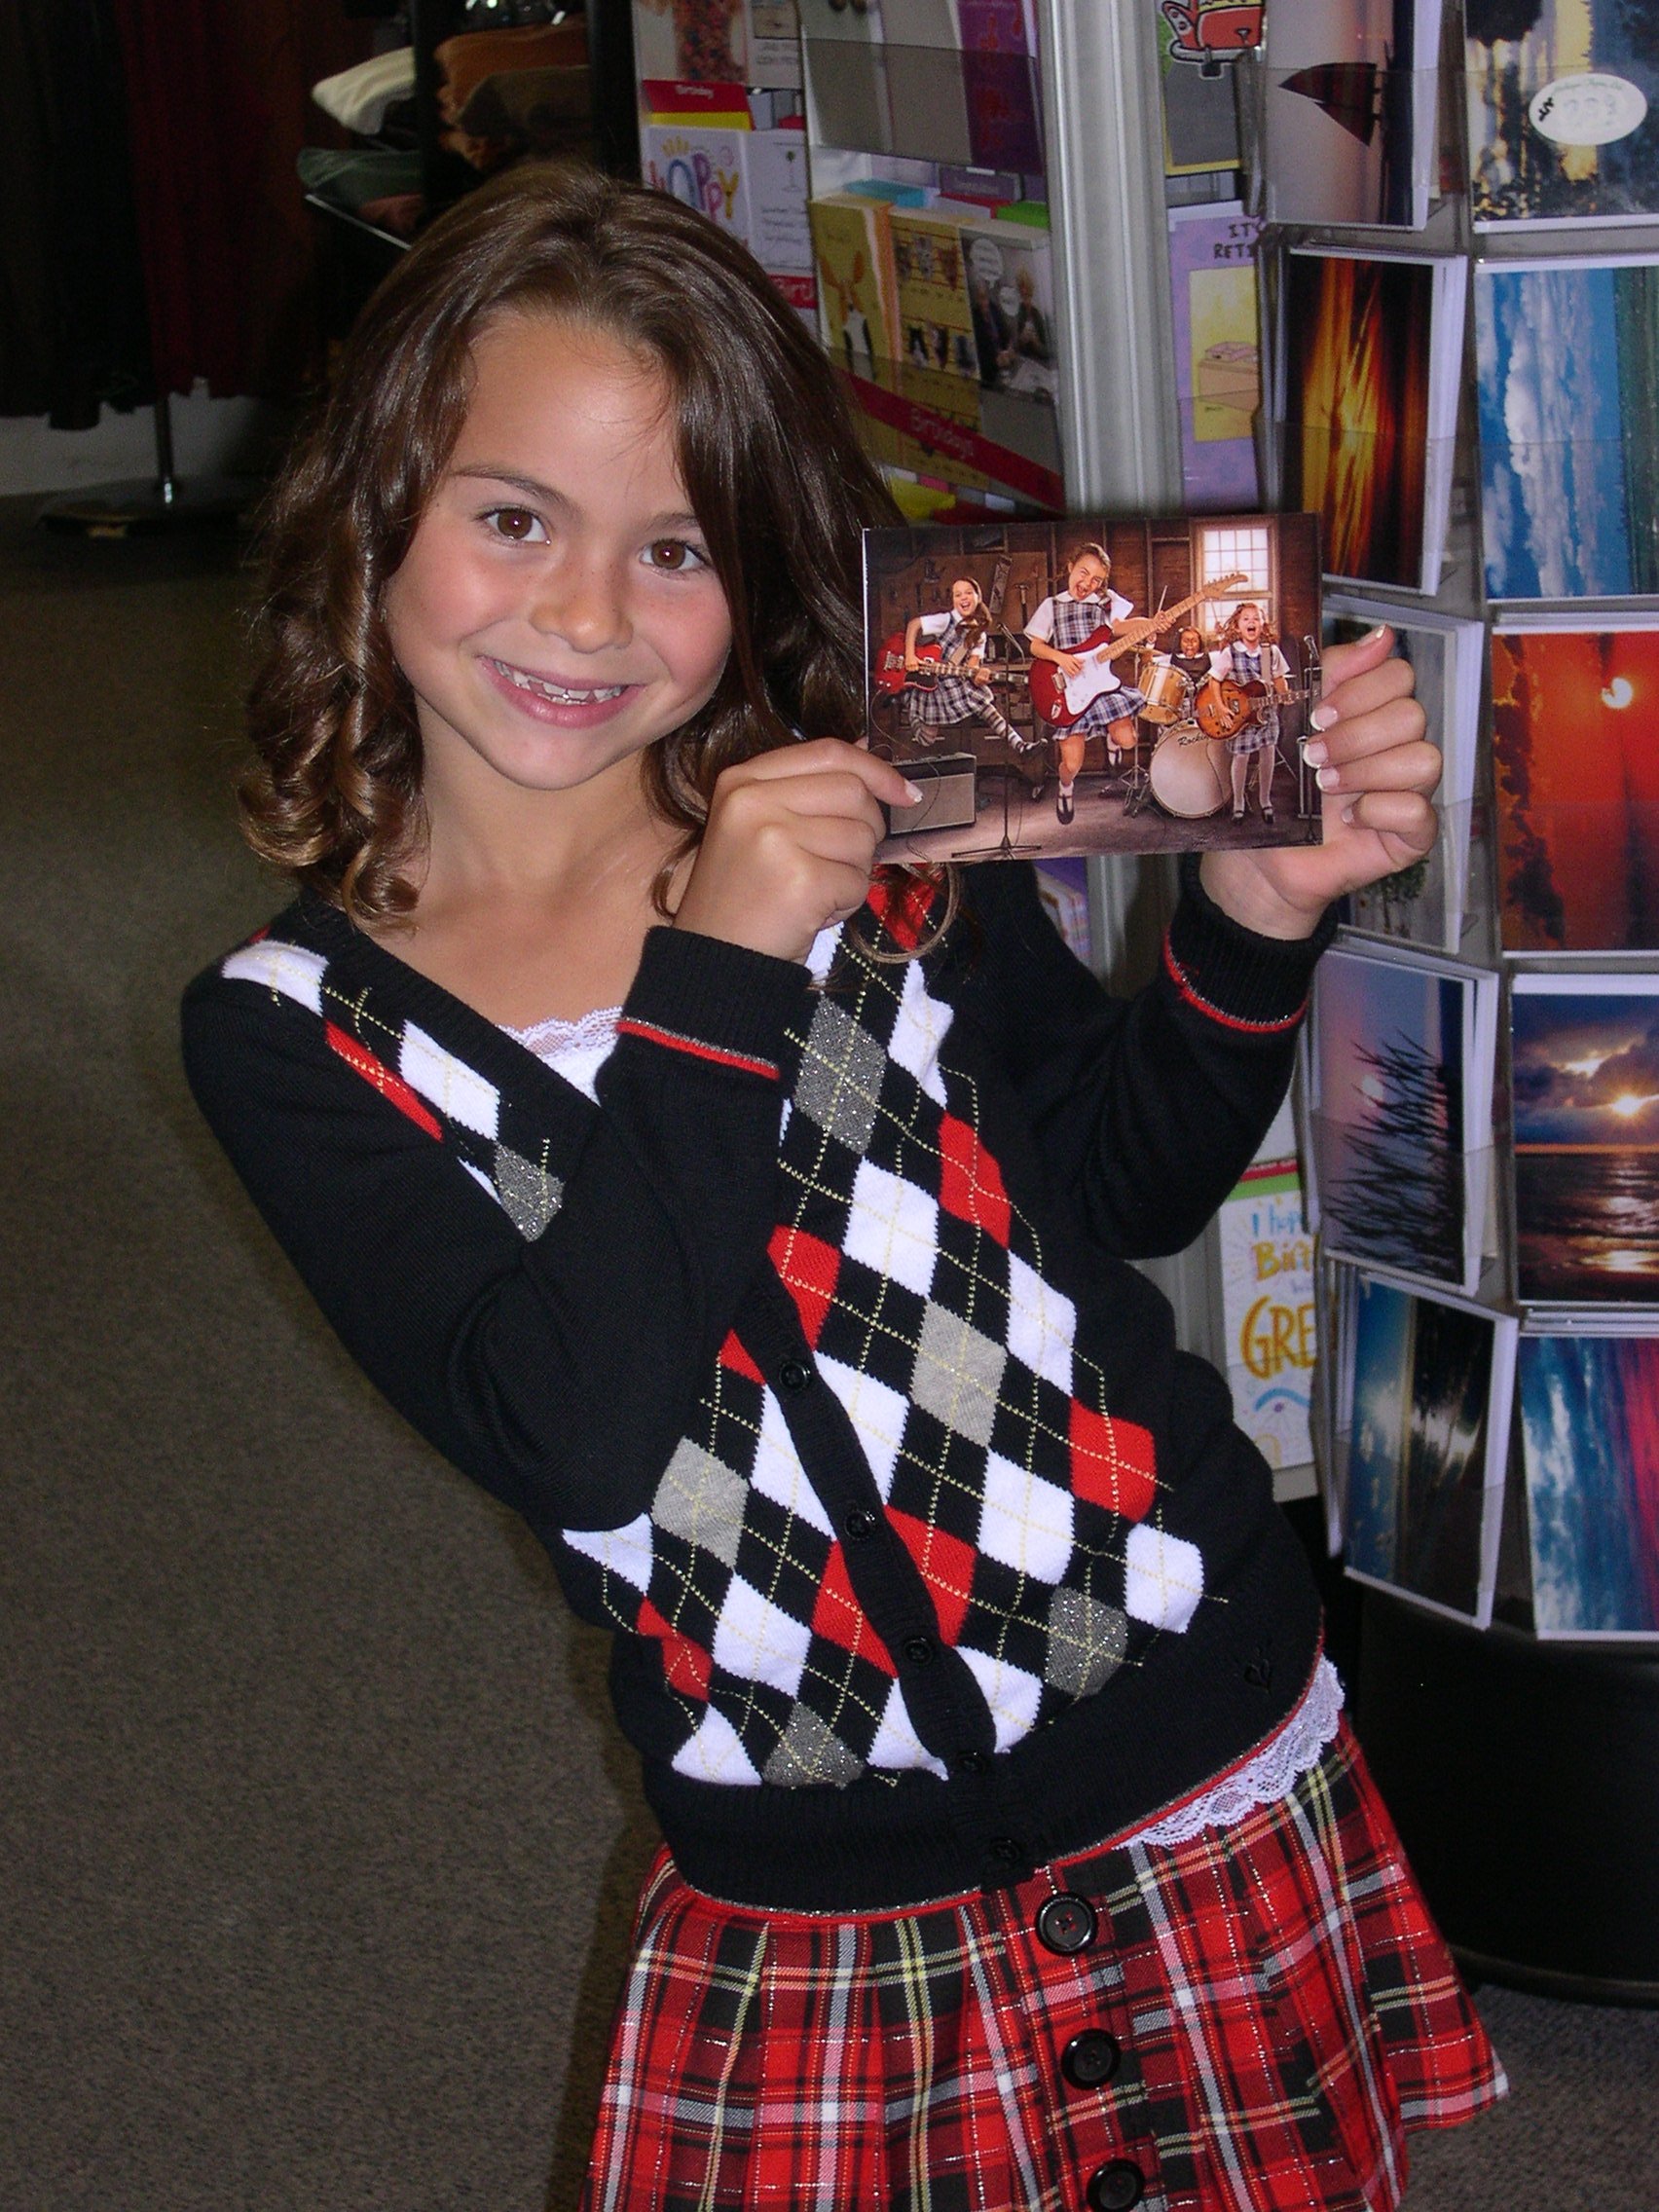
[1024, 544, 1149, 824]
[903, 574, 1024, 754]
[1212, 600, 1293, 824]
[183, 164, 1499, 2211]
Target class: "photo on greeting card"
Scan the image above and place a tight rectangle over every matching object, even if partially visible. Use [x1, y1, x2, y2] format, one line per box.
[1492, 618, 1659, 953]
[864, 510, 1322, 866]
[1341, 1270, 1515, 1628]
[1466, 0, 1659, 231]
[1510, 971, 1659, 1306]
[1516, 1328, 1659, 1639]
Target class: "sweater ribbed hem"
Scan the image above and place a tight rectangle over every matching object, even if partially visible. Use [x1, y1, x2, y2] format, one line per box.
[1162, 853, 1337, 1035]
[641, 1488, 1322, 1913]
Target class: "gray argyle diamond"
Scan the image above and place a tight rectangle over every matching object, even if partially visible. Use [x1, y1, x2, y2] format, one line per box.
[794, 996, 885, 1152]
[651, 1440, 749, 1569]
[764, 1703, 866, 1788]
[910, 1302, 1007, 1448]
[1046, 1589, 1128, 1697]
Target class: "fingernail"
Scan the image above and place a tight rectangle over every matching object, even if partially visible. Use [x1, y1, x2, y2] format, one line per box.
[1303, 738, 1328, 766]
[1342, 801, 1358, 824]
[1364, 624, 1389, 644]
[903, 781, 923, 803]
[1309, 705, 1338, 732]
[1316, 766, 1342, 792]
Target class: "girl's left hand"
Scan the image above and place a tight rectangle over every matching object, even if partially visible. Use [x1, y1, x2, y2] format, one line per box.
[1198, 625, 1440, 940]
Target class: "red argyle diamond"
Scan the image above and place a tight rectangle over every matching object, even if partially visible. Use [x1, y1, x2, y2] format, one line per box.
[810, 1544, 896, 1677]
[769, 1224, 841, 1347]
[1070, 1403, 1157, 1525]
[637, 1596, 712, 1701]
[938, 1112, 1012, 1245]
[889, 1509, 976, 1642]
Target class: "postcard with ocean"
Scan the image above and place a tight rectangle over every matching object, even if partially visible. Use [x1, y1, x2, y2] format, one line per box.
[1467, 0, 1659, 229]
[1492, 620, 1659, 953]
[1475, 257, 1659, 603]
[1343, 1271, 1514, 1626]
[1510, 972, 1659, 1305]
[1279, 248, 1462, 593]
[1517, 1330, 1659, 1637]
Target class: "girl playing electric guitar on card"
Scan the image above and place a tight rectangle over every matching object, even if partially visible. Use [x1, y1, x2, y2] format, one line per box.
[1023, 543, 1149, 824]
[902, 575, 1024, 753]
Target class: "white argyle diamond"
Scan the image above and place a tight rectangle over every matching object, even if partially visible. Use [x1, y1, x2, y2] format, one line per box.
[888, 956, 952, 1108]
[818, 1354, 909, 1502]
[958, 1644, 1044, 1751]
[1123, 1524, 1204, 1633]
[845, 1157, 941, 1301]
[562, 1511, 654, 1594]
[750, 1388, 834, 1536]
[866, 1677, 948, 1777]
[977, 1453, 1075, 1584]
[712, 1573, 814, 1697]
[399, 1020, 500, 1138]
[1005, 1250, 1077, 1396]
[670, 1704, 761, 1786]
[222, 938, 327, 1013]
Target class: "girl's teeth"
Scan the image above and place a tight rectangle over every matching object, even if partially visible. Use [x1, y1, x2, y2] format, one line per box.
[498, 660, 625, 703]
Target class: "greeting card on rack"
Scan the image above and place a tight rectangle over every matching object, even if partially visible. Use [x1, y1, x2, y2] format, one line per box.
[1259, 0, 1445, 230]
[1326, 596, 1484, 953]
[1306, 939, 1498, 1295]
[1516, 1328, 1659, 1639]
[863, 509, 1322, 864]
[1277, 247, 1463, 593]
[1491, 619, 1659, 954]
[1467, 0, 1659, 230]
[1475, 257, 1659, 603]
[1166, 203, 1262, 512]
[1510, 972, 1659, 1307]
[1342, 1270, 1515, 1628]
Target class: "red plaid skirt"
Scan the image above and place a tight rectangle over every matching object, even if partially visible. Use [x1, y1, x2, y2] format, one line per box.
[580, 1720, 1503, 2212]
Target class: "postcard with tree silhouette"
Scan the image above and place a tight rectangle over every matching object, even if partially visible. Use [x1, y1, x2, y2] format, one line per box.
[1306, 938, 1499, 1295]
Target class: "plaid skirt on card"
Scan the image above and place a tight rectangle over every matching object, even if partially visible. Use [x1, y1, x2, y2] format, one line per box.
[579, 1720, 1503, 2212]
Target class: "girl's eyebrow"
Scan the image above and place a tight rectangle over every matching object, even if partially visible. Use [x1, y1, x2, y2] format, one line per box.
[448, 465, 703, 534]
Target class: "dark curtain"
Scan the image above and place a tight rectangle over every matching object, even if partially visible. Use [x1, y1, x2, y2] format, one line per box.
[0, 0, 369, 422]
[0, 0, 151, 426]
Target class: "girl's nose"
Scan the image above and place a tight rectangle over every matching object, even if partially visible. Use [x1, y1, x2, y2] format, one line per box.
[528, 555, 632, 653]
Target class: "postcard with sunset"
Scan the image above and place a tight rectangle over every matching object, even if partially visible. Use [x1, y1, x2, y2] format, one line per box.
[1492, 622, 1659, 953]
[1510, 973, 1659, 1305]
[1278, 247, 1463, 592]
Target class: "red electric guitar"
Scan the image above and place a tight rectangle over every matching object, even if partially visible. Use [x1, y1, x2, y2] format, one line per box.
[872, 608, 992, 696]
[1027, 573, 1247, 729]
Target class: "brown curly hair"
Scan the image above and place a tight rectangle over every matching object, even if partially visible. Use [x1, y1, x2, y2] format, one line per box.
[241, 160, 902, 925]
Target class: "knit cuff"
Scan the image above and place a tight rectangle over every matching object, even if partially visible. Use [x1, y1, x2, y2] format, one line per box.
[1161, 853, 1337, 1037]
[617, 926, 806, 1083]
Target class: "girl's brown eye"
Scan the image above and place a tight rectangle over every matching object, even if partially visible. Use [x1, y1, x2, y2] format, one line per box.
[492, 508, 538, 540]
[646, 538, 705, 572]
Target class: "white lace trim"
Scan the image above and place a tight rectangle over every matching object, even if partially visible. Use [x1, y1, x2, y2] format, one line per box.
[1132, 1658, 1345, 1849]
[505, 1006, 621, 1102]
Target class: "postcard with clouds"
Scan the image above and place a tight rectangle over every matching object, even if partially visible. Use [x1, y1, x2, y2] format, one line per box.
[1476, 257, 1659, 603]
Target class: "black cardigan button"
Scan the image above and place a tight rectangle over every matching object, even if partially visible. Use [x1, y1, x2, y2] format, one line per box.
[902, 1633, 936, 1664]
[844, 1506, 879, 1542]
[778, 1356, 813, 1391]
[1034, 1892, 1097, 1955]
[1060, 2029, 1122, 2089]
[1087, 2159, 1145, 2211]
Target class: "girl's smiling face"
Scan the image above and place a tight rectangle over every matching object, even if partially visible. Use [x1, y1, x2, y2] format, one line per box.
[1067, 555, 1107, 600]
[950, 578, 979, 616]
[1235, 603, 1265, 645]
[383, 313, 732, 809]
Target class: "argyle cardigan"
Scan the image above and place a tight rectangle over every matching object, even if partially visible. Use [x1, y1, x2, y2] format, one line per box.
[183, 858, 1331, 1911]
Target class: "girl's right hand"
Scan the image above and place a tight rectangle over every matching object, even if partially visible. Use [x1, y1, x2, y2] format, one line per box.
[672, 740, 921, 965]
